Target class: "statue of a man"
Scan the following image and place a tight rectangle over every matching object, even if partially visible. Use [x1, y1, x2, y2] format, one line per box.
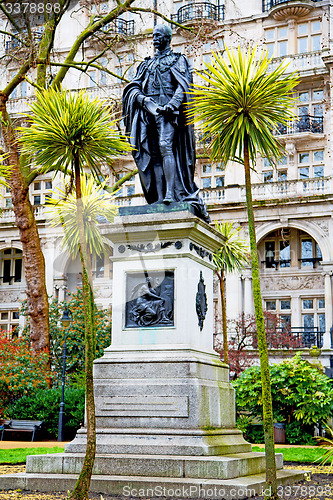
[122, 24, 210, 223]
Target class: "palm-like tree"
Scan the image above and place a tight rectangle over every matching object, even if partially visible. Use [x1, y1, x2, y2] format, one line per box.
[18, 87, 131, 500]
[188, 47, 299, 498]
[47, 174, 118, 258]
[214, 221, 249, 365]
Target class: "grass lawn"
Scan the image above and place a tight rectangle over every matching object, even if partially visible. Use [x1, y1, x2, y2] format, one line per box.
[252, 446, 331, 464]
[0, 447, 65, 464]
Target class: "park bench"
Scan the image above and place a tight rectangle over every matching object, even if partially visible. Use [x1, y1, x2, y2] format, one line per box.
[0, 419, 43, 442]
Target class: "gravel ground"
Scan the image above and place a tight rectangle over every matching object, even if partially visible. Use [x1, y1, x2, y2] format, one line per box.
[0, 464, 332, 499]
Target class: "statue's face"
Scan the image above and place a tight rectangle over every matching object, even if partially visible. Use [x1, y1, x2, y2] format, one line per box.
[153, 29, 170, 51]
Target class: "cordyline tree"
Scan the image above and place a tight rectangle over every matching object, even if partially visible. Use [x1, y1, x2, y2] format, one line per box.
[18, 88, 131, 500]
[0, 0, 186, 359]
[188, 47, 299, 499]
[213, 220, 249, 364]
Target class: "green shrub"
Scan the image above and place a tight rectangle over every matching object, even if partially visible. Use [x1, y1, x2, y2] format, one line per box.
[21, 289, 111, 385]
[233, 354, 333, 445]
[285, 421, 314, 445]
[8, 387, 85, 440]
[0, 332, 50, 418]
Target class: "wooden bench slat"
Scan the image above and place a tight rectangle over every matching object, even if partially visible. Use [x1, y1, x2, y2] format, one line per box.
[1, 419, 43, 442]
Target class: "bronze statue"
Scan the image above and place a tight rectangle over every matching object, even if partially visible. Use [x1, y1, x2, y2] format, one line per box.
[122, 24, 210, 222]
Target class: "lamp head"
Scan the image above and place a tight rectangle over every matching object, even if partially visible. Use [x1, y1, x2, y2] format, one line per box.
[60, 306, 72, 328]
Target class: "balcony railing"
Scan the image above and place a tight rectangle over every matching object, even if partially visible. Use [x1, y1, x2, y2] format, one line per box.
[104, 175, 333, 211]
[101, 18, 134, 36]
[5, 29, 44, 53]
[7, 84, 123, 116]
[248, 176, 331, 201]
[268, 51, 325, 74]
[0, 205, 46, 224]
[171, 2, 224, 24]
[262, 0, 320, 12]
[253, 327, 324, 348]
[5, 37, 20, 52]
[276, 115, 323, 135]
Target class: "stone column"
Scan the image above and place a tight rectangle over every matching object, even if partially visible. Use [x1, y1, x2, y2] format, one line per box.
[323, 271, 333, 349]
[243, 271, 254, 316]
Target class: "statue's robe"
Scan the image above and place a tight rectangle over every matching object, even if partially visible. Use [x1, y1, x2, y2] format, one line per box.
[122, 51, 210, 222]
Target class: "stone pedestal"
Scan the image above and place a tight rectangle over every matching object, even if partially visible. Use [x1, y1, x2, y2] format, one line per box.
[0, 206, 305, 498]
[66, 205, 250, 457]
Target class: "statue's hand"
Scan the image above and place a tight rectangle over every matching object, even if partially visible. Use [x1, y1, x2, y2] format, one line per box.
[143, 97, 159, 116]
[156, 104, 175, 117]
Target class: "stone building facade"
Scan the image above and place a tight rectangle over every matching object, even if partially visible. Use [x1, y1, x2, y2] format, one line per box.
[0, 0, 332, 371]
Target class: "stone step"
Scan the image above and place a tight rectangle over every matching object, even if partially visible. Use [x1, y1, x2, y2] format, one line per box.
[0, 469, 306, 499]
[66, 427, 252, 456]
[27, 452, 283, 480]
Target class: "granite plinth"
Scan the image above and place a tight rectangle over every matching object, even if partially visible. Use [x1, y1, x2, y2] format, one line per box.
[119, 201, 196, 217]
[65, 348, 245, 456]
[26, 451, 283, 478]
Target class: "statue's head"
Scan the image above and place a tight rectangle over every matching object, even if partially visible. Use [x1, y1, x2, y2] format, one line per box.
[153, 24, 172, 51]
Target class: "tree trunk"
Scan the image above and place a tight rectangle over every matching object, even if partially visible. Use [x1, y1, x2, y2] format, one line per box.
[0, 95, 50, 363]
[69, 157, 96, 500]
[217, 270, 229, 364]
[243, 137, 277, 499]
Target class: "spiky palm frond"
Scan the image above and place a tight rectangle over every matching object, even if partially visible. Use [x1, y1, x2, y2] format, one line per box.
[17, 86, 132, 179]
[214, 221, 249, 274]
[0, 154, 11, 190]
[315, 425, 333, 472]
[187, 46, 299, 166]
[47, 174, 118, 258]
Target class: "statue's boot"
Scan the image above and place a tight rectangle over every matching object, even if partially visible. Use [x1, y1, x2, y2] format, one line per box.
[163, 192, 175, 204]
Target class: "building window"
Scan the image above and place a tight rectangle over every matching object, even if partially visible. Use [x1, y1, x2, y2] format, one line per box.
[298, 89, 323, 115]
[264, 298, 291, 328]
[0, 310, 20, 337]
[115, 172, 136, 198]
[265, 300, 276, 311]
[265, 25, 288, 58]
[95, 254, 105, 278]
[301, 297, 325, 337]
[300, 237, 322, 267]
[264, 171, 273, 183]
[297, 20, 321, 54]
[0, 248, 23, 284]
[298, 150, 324, 180]
[30, 178, 53, 205]
[264, 241, 276, 268]
[201, 162, 225, 189]
[279, 240, 290, 267]
[260, 229, 322, 269]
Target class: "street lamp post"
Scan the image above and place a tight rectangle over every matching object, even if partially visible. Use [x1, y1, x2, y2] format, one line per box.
[57, 306, 72, 442]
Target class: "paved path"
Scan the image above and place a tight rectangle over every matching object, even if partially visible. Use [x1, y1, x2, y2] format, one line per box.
[0, 441, 68, 449]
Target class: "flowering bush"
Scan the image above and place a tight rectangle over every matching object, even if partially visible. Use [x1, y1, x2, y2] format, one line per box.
[48, 289, 111, 384]
[0, 332, 50, 417]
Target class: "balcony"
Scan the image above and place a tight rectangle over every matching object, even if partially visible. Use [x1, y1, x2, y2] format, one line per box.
[109, 175, 332, 211]
[268, 51, 325, 76]
[171, 2, 224, 25]
[0, 205, 46, 225]
[7, 84, 123, 116]
[5, 29, 44, 53]
[253, 327, 324, 348]
[276, 115, 323, 136]
[247, 176, 332, 201]
[100, 18, 134, 36]
[5, 37, 20, 53]
[263, 0, 320, 20]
